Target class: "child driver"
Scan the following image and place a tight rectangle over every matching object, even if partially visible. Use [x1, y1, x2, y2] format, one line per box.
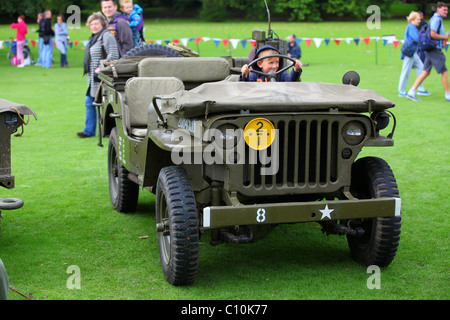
[239, 45, 302, 82]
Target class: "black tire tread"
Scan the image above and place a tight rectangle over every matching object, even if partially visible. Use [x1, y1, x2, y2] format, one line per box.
[108, 127, 139, 213]
[156, 166, 199, 286]
[348, 157, 401, 267]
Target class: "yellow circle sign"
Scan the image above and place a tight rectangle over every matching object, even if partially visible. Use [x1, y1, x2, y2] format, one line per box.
[244, 118, 276, 150]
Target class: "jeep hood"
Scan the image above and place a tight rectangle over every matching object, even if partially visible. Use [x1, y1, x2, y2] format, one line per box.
[160, 81, 395, 118]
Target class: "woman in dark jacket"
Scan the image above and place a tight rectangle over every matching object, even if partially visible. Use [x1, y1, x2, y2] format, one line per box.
[78, 13, 119, 138]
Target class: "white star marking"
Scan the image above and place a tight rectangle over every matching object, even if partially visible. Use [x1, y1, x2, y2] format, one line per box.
[319, 205, 334, 220]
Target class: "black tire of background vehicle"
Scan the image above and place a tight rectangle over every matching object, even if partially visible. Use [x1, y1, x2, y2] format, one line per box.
[108, 127, 139, 213]
[156, 166, 199, 286]
[347, 156, 402, 267]
[123, 43, 183, 58]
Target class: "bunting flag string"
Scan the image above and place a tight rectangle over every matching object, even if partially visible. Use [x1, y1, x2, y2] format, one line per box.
[1, 36, 449, 52]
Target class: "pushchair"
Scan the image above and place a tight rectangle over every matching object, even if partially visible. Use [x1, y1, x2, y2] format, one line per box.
[7, 40, 34, 65]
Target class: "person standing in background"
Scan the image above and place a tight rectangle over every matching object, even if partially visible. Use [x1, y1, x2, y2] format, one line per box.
[78, 13, 119, 138]
[41, 10, 55, 68]
[55, 14, 69, 68]
[10, 15, 27, 68]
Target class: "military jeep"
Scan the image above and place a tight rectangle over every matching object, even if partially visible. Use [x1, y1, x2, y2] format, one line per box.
[0, 99, 36, 215]
[97, 41, 401, 286]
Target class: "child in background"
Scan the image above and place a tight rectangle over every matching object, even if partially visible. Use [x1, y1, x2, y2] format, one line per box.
[11, 15, 28, 67]
[121, 0, 144, 47]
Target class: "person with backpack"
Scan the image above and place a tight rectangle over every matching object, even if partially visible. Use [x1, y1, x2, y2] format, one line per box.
[406, 2, 450, 102]
[101, 0, 133, 57]
[398, 11, 431, 98]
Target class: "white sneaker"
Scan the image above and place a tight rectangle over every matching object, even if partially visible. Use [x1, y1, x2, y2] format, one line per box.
[445, 93, 450, 101]
[17, 64, 25, 68]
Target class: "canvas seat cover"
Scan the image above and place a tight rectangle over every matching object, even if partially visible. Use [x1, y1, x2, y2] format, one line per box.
[138, 57, 230, 86]
[124, 77, 184, 128]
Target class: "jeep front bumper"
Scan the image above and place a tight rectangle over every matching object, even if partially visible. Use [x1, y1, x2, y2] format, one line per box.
[202, 198, 401, 229]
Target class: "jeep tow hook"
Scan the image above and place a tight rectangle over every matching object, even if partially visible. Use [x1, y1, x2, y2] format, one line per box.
[322, 220, 365, 237]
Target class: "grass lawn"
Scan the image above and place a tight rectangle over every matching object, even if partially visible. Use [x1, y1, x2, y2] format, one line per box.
[0, 18, 448, 302]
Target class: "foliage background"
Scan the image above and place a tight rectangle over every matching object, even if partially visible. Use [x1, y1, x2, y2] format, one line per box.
[0, 0, 437, 22]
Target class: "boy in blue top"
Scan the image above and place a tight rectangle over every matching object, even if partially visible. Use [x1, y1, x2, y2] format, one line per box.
[407, 2, 450, 101]
[240, 45, 302, 82]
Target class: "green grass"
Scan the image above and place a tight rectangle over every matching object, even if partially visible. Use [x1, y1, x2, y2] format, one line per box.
[0, 19, 449, 301]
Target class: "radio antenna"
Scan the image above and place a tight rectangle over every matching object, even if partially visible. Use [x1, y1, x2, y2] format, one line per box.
[264, 0, 272, 39]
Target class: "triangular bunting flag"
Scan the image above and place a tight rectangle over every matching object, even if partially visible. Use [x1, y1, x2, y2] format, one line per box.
[180, 38, 189, 46]
[345, 38, 352, 45]
[304, 39, 312, 47]
[222, 39, 229, 47]
[241, 40, 247, 49]
[363, 37, 370, 45]
[334, 39, 341, 45]
[313, 38, 322, 48]
[230, 39, 240, 49]
[324, 39, 330, 46]
[213, 39, 221, 48]
[353, 38, 360, 45]
[250, 40, 256, 47]
[392, 40, 400, 49]
[195, 37, 202, 45]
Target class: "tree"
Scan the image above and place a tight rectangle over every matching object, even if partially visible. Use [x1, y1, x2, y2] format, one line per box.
[0, 0, 43, 18]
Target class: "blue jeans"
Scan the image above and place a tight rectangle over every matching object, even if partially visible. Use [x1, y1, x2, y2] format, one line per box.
[41, 37, 54, 68]
[398, 53, 426, 94]
[83, 95, 96, 137]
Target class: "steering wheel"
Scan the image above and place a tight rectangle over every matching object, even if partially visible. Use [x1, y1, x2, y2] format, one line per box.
[247, 54, 298, 82]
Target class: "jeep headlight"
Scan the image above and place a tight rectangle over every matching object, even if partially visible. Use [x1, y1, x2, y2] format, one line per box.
[342, 121, 366, 146]
[214, 124, 241, 149]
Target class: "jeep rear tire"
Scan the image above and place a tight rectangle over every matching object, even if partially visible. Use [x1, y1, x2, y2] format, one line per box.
[108, 127, 139, 213]
[156, 166, 199, 286]
[348, 157, 401, 267]
[123, 43, 182, 58]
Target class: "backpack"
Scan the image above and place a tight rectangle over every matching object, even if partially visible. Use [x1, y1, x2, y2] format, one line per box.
[107, 15, 127, 39]
[418, 19, 442, 51]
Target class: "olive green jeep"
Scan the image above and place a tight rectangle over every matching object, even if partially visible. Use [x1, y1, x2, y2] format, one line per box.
[96, 42, 401, 286]
[0, 99, 36, 213]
